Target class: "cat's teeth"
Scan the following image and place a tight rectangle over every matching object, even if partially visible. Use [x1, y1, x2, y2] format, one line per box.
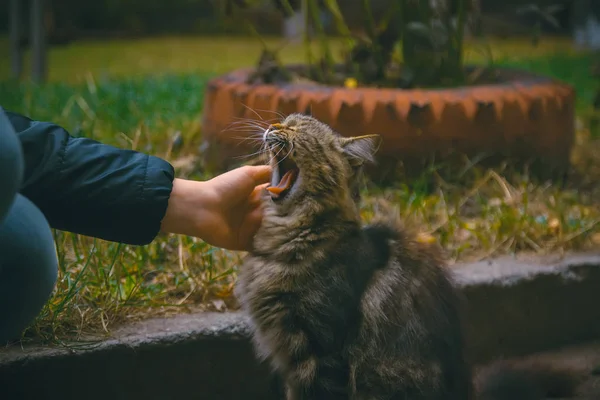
[271, 165, 280, 187]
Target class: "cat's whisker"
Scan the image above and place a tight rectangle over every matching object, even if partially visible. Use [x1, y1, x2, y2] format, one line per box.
[229, 117, 267, 126]
[223, 127, 266, 138]
[229, 113, 283, 128]
[233, 142, 271, 160]
[241, 104, 264, 121]
[233, 141, 264, 151]
[223, 118, 270, 132]
[229, 133, 265, 140]
[225, 123, 267, 133]
[225, 117, 259, 125]
[244, 107, 287, 120]
[225, 133, 261, 140]
[274, 144, 295, 169]
[230, 136, 266, 142]
[269, 145, 285, 162]
[232, 151, 268, 160]
[228, 132, 265, 139]
[268, 144, 286, 165]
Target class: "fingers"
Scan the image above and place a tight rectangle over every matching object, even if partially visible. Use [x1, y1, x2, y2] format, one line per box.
[250, 183, 269, 204]
[222, 165, 272, 199]
[246, 185, 267, 223]
[206, 165, 271, 201]
[238, 185, 269, 250]
[240, 165, 272, 187]
[239, 205, 265, 252]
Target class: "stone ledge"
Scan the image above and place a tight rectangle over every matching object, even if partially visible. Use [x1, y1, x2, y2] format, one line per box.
[453, 251, 600, 363]
[2, 251, 600, 400]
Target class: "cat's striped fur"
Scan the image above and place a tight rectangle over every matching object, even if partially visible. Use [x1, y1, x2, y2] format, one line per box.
[235, 113, 580, 399]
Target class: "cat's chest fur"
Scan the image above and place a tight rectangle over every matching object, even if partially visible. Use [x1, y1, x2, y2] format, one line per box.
[235, 224, 382, 374]
[237, 253, 354, 337]
[240, 254, 350, 303]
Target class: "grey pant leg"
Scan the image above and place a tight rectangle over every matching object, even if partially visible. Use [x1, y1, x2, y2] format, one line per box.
[0, 194, 58, 342]
[0, 106, 23, 223]
[0, 108, 57, 342]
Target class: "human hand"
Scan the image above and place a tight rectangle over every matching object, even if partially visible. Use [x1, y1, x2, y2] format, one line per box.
[160, 165, 272, 251]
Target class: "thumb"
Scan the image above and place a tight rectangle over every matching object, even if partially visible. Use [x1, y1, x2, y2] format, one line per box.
[242, 165, 272, 187]
[249, 183, 270, 205]
[209, 165, 272, 199]
[227, 165, 272, 194]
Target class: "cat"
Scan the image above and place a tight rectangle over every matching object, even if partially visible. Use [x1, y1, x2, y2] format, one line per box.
[234, 113, 581, 399]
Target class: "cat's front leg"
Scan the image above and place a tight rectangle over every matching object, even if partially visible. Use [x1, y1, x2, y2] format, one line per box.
[287, 356, 319, 400]
[283, 357, 348, 400]
[284, 380, 301, 400]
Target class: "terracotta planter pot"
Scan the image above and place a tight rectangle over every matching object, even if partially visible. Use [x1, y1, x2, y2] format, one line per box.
[200, 65, 575, 179]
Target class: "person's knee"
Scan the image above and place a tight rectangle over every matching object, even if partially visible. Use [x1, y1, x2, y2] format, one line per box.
[0, 194, 57, 341]
[0, 108, 24, 223]
[4, 194, 58, 286]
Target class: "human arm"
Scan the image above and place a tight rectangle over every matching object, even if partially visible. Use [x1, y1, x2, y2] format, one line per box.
[6, 109, 271, 249]
[7, 109, 175, 245]
[160, 165, 271, 251]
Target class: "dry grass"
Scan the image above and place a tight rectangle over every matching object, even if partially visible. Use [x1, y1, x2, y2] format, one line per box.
[0, 35, 599, 344]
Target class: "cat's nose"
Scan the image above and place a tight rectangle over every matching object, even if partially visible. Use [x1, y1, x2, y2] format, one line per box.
[264, 124, 282, 141]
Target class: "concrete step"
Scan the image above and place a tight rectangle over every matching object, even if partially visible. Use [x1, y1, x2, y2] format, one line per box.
[2, 251, 600, 400]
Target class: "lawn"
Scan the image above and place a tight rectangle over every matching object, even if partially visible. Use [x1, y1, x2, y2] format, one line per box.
[1, 35, 599, 344]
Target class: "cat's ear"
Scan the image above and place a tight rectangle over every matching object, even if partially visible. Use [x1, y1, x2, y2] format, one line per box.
[339, 134, 381, 167]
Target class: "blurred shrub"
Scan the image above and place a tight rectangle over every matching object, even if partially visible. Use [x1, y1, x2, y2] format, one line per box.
[0, 0, 283, 39]
[0, 0, 574, 40]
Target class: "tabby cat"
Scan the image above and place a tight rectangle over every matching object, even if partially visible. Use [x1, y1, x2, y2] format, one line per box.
[235, 113, 580, 399]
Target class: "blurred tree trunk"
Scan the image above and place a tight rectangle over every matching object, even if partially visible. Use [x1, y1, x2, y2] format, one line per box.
[9, 0, 23, 79]
[572, 0, 600, 50]
[30, 0, 47, 83]
[283, 7, 306, 42]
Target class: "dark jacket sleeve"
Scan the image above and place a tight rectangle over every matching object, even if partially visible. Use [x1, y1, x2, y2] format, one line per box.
[6, 110, 175, 246]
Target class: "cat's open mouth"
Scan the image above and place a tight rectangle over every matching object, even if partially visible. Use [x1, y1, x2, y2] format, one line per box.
[266, 153, 299, 201]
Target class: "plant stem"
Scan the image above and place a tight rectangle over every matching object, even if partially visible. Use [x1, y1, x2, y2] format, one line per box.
[245, 21, 268, 50]
[378, 0, 398, 32]
[278, 0, 296, 17]
[401, 0, 424, 67]
[301, 0, 314, 72]
[361, 0, 385, 79]
[397, 0, 405, 57]
[307, 0, 334, 79]
[454, 0, 467, 82]
[455, 0, 466, 64]
[322, 0, 353, 47]
[362, 0, 377, 40]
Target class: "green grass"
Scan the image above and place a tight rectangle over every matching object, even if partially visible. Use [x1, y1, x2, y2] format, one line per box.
[0, 74, 210, 149]
[1, 35, 600, 344]
[493, 52, 598, 111]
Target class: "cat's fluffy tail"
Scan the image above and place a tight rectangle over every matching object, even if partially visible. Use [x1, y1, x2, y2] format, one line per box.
[474, 360, 583, 400]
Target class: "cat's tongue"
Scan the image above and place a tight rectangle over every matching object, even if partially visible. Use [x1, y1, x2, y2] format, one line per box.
[267, 169, 297, 197]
